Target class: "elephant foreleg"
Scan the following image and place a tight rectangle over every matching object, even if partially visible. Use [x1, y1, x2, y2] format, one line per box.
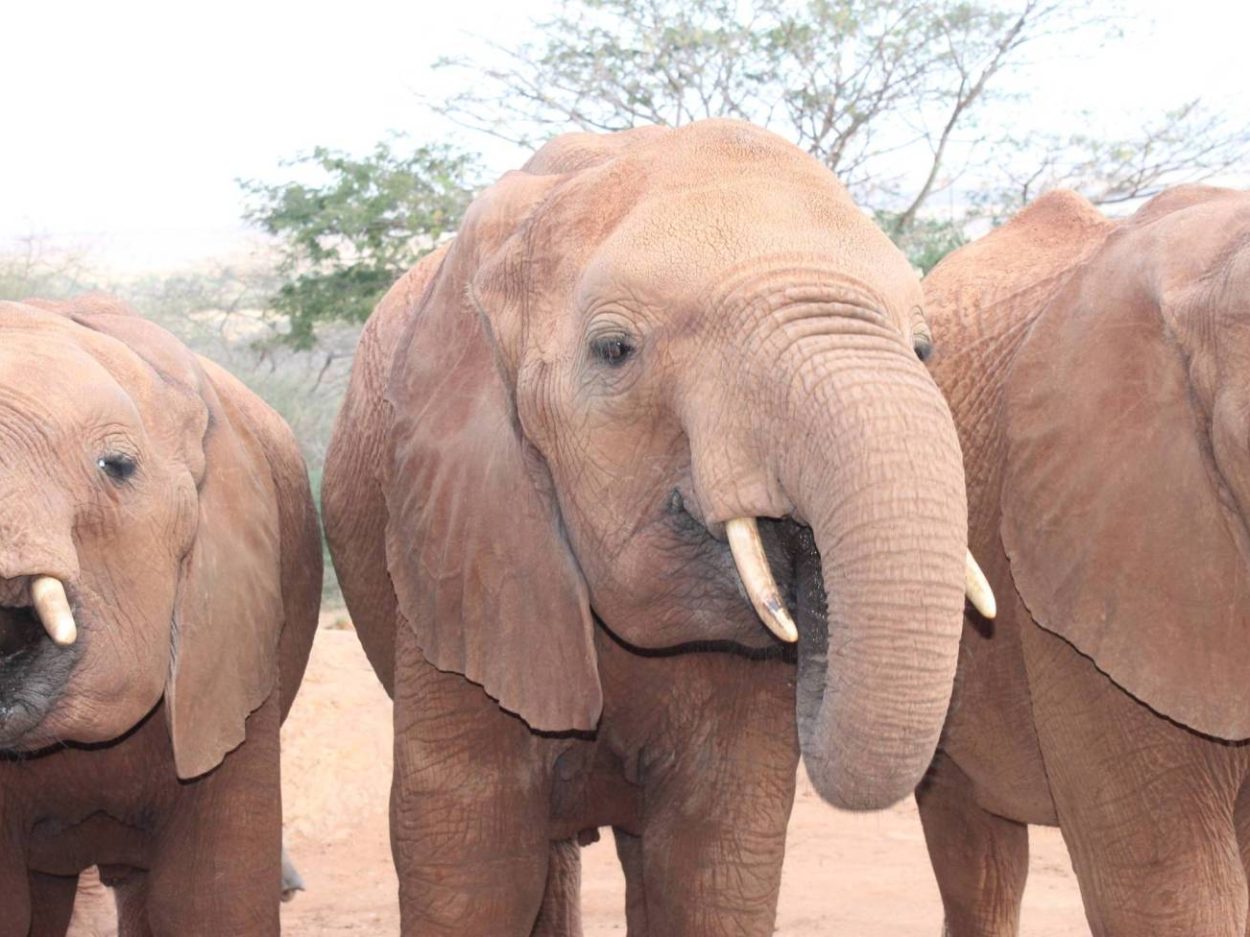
[916, 752, 1028, 937]
[530, 839, 582, 937]
[143, 694, 283, 937]
[100, 867, 154, 937]
[0, 840, 32, 937]
[624, 658, 798, 936]
[391, 624, 553, 937]
[28, 871, 79, 937]
[1023, 622, 1249, 937]
[612, 827, 649, 935]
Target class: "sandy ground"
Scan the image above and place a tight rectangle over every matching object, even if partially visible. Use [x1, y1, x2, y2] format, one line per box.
[69, 629, 1090, 935]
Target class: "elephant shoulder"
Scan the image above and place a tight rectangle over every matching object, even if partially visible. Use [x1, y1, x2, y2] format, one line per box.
[319, 242, 453, 697]
[356, 242, 453, 399]
[927, 191, 1111, 335]
[926, 192, 1114, 430]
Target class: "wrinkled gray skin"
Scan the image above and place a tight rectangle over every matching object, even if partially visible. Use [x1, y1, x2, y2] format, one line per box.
[324, 120, 971, 935]
[920, 186, 1250, 936]
[0, 296, 321, 937]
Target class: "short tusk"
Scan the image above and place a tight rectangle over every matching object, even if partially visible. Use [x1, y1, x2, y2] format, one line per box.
[726, 517, 798, 643]
[964, 550, 996, 620]
[30, 576, 78, 646]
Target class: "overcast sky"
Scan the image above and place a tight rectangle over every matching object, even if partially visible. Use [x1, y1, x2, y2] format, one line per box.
[3, 0, 1247, 271]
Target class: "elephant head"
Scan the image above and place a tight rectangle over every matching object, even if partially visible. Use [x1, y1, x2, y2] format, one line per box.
[381, 121, 989, 808]
[999, 185, 1250, 739]
[0, 296, 288, 778]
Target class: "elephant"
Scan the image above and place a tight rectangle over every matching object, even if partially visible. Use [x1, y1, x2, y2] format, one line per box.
[322, 118, 994, 936]
[0, 295, 321, 936]
[918, 185, 1250, 935]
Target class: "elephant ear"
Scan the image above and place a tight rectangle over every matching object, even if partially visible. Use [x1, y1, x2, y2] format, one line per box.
[167, 376, 285, 777]
[50, 298, 287, 778]
[1000, 234, 1250, 739]
[382, 173, 602, 733]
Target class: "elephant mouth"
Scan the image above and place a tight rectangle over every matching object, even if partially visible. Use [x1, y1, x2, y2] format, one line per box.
[0, 595, 80, 749]
[750, 517, 825, 643]
[733, 516, 994, 640]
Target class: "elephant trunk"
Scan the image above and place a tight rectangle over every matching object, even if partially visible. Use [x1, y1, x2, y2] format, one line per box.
[778, 340, 967, 810]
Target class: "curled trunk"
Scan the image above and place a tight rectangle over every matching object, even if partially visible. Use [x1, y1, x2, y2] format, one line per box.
[781, 344, 967, 810]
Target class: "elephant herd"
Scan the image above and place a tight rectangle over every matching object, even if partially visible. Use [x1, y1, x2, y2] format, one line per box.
[0, 119, 1247, 936]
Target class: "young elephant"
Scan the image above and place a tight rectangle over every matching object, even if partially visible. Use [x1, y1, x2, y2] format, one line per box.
[0, 296, 321, 936]
[323, 119, 993, 935]
[920, 186, 1250, 935]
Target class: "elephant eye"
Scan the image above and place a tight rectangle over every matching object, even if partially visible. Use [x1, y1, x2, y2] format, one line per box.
[590, 335, 636, 368]
[97, 453, 138, 483]
[910, 305, 934, 362]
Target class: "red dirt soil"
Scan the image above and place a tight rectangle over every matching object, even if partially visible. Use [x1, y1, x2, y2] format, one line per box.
[67, 630, 1089, 935]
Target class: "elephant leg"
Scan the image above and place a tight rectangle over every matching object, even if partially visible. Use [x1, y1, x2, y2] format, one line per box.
[1233, 781, 1250, 937]
[143, 693, 283, 937]
[626, 657, 798, 936]
[530, 840, 582, 937]
[391, 624, 553, 937]
[109, 870, 154, 937]
[613, 827, 649, 936]
[916, 752, 1027, 937]
[28, 871, 79, 937]
[0, 841, 32, 937]
[1022, 622, 1248, 936]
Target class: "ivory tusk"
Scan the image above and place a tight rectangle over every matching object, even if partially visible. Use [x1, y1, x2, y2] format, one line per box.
[30, 576, 78, 647]
[725, 517, 799, 643]
[964, 550, 997, 620]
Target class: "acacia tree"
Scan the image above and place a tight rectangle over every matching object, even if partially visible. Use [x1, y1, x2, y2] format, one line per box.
[435, 0, 1074, 229]
[434, 0, 1247, 262]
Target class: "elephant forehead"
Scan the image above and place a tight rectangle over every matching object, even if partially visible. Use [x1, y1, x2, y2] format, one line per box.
[0, 323, 203, 460]
[575, 184, 921, 327]
[0, 332, 136, 422]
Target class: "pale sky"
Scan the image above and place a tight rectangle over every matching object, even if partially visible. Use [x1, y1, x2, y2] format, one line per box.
[3, 0, 1247, 272]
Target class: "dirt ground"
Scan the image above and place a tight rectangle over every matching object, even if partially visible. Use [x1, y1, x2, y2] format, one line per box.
[69, 629, 1090, 935]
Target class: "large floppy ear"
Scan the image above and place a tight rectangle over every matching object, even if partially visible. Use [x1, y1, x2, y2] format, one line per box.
[382, 173, 602, 733]
[166, 376, 286, 777]
[1000, 231, 1250, 739]
[50, 298, 287, 778]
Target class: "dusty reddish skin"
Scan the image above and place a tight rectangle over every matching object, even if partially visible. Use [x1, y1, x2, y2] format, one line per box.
[0, 296, 321, 937]
[323, 119, 971, 935]
[920, 186, 1250, 936]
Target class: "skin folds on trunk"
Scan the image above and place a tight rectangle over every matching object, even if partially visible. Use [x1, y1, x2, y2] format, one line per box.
[778, 343, 967, 810]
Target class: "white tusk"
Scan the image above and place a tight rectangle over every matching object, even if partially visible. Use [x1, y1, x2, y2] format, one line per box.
[964, 550, 996, 620]
[725, 517, 799, 643]
[30, 576, 78, 646]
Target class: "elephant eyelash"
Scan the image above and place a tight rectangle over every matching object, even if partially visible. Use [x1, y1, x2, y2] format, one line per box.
[96, 453, 138, 483]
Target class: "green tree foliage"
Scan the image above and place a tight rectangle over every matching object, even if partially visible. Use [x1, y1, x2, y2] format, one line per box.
[240, 139, 481, 347]
[876, 212, 969, 274]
